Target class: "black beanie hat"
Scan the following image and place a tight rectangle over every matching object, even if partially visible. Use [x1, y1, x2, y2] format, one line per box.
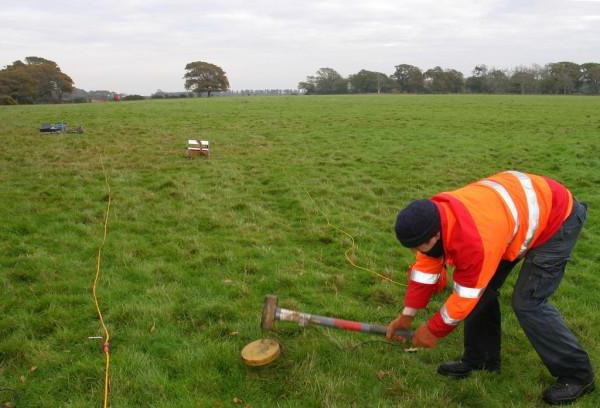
[394, 199, 441, 248]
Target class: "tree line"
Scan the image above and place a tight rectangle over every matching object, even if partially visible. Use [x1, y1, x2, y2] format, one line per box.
[3, 57, 599, 105]
[299, 62, 600, 95]
[0, 57, 74, 105]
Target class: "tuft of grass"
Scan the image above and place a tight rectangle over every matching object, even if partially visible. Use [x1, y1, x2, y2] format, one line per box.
[1, 95, 600, 406]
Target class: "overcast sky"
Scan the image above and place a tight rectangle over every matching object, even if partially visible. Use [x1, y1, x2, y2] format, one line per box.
[1, 0, 599, 94]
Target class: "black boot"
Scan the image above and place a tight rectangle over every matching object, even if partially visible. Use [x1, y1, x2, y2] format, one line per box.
[542, 381, 595, 405]
[437, 360, 500, 379]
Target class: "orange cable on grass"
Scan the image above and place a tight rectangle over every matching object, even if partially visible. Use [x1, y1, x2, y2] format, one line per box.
[93, 157, 112, 408]
[304, 190, 406, 287]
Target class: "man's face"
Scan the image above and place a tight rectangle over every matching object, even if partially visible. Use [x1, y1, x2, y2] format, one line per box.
[411, 232, 441, 253]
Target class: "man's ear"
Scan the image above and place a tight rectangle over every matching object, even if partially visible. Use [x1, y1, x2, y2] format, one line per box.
[427, 232, 441, 246]
[422, 233, 440, 251]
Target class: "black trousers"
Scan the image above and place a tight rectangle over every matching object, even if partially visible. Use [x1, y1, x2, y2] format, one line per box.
[462, 201, 594, 384]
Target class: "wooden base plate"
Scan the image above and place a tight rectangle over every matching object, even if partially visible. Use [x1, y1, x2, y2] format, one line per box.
[241, 338, 281, 366]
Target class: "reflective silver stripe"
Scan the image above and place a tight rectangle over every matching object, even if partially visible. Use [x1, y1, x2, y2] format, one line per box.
[479, 179, 519, 239]
[453, 282, 484, 298]
[506, 171, 540, 255]
[440, 304, 460, 325]
[410, 269, 440, 284]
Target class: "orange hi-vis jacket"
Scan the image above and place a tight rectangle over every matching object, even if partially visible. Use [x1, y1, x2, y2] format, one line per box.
[405, 171, 573, 338]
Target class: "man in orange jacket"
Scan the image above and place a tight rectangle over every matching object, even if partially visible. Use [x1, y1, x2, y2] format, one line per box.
[386, 171, 594, 405]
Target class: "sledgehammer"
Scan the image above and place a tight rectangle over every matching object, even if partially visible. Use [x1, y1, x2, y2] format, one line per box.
[261, 295, 413, 339]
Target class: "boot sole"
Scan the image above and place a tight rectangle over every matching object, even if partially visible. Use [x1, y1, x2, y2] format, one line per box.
[437, 366, 500, 379]
[437, 366, 472, 379]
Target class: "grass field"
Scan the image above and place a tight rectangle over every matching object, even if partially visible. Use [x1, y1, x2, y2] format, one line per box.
[1, 94, 600, 407]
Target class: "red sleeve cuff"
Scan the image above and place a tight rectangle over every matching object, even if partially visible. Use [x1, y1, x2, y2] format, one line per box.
[427, 310, 459, 338]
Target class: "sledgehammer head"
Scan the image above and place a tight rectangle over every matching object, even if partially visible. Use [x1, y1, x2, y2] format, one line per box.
[261, 295, 278, 330]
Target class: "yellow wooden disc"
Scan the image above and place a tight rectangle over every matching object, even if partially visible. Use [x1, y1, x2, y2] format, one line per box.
[241, 338, 281, 366]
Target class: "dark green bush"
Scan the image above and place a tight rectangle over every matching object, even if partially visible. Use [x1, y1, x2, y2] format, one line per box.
[123, 95, 145, 101]
[15, 96, 34, 104]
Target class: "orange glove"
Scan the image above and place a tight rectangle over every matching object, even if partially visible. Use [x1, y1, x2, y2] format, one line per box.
[386, 314, 414, 342]
[412, 323, 439, 348]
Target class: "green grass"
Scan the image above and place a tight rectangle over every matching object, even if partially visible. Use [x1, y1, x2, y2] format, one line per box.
[1, 94, 600, 407]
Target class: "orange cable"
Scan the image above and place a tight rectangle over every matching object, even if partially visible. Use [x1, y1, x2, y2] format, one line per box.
[92, 157, 112, 408]
[304, 190, 406, 287]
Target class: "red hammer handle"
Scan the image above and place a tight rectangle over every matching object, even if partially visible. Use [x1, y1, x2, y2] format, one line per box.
[310, 314, 414, 339]
[276, 308, 413, 339]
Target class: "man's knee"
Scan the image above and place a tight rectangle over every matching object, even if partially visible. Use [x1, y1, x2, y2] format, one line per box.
[512, 255, 566, 314]
[512, 289, 542, 315]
